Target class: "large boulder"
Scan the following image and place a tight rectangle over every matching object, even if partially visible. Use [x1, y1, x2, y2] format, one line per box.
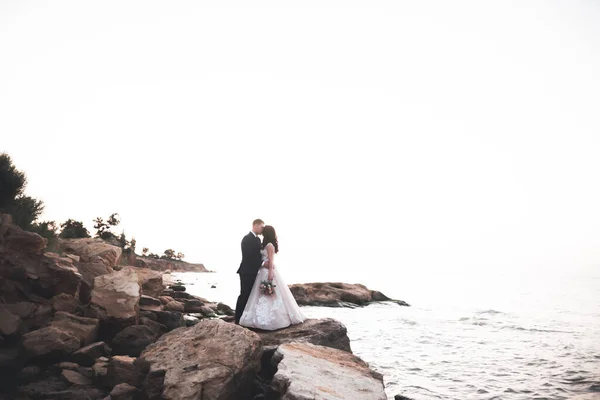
[152, 311, 185, 331]
[87, 269, 141, 339]
[59, 238, 122, 268]
[270, 342, 386, 400]
[1, 302, 53, 333]
[70, 341, 112, 367]
[0, 214, 45, 254]
[289, 282, 409, 307]
[50, 311, 99, 346]
[0, 307, 21, 336]
[0, 246, 82, 301]
[106, 355, 140, 389]
[257, 318, 352, 353]
[121, 266, 164, 298]
[21, 327, 81, 360]
[76, 259, 113, 303]
[52, 293, 82, 315]
[111, 325, 160, 357]
[137, 319, 262, 400]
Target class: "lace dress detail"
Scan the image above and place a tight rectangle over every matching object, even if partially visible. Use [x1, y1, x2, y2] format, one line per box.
[239, 246, 306, 330]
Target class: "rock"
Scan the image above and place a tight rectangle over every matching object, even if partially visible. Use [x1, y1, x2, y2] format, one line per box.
[169, 291, 192, 300]
[216, 302, 234, 316]
[289, 282, 410, 307]
[106, 356, 140, 389]
[199, 305, 217, 318]
[184, 315, 200, 327]
[0, 215, 46, 253]
[71, 342, 112, 367]
[64, 253, 80, 262]
[111, 325, 159, 357]
[137, 319, 262, 400]
[395, 395, 414, 400]
[0, 307, 21, 336]
[58, 361, 81, 370]
[59, 238, 122, 268]
[88, 269, 141, 339]
[76, 260, 113, 303]
[52, 293, 82, 315]
[182, 298, 204, 313]
[257, 318, 352, 353]
[61, 369, 92, 385]
[152, 311, 185, 331]
[17, 377, 69, 399]
[139, 295, 162, 311]
[169, 285, 185, 292]
[139, 317, 168, 337]
[50, 311, 99, 346]
[121, 266, 164, 298]
[21, 327, 81, 360]
[158, 296, 173, 305]
[110, 383, 141, 400]
[270, 342, 386, 400]
[163, 301, 184, 313]
[0, 249, 82, 300]
[92, 357, 109, 387]
[135, 257, 209, 273]
[17, 365, 42, 382]
[1, 302, 53, 333]
[0, 347, 20, 369]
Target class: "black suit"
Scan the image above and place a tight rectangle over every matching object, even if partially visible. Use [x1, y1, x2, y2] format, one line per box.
[235, 232, 262, 324]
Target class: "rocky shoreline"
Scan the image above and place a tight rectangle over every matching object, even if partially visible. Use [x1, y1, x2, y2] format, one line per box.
[0, 215, 399, 399]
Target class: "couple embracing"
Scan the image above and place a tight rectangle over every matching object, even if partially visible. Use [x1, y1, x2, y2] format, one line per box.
[235, 219, 306, 330]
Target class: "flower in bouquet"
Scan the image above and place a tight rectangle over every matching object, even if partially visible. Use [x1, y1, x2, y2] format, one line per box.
[260, 280, 277, 296]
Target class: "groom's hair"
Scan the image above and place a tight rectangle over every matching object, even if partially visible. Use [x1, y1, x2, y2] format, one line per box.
[252, 219, 264, 226]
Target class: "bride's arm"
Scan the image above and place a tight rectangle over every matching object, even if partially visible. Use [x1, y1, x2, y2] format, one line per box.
[266, 243, 275, 281]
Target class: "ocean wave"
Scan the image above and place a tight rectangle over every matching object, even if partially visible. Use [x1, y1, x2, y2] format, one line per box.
[475, 309, 505, 315]
[500, 325, 573, 334]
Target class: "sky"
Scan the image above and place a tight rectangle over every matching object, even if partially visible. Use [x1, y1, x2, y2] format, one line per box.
[1, 1, 599, 285]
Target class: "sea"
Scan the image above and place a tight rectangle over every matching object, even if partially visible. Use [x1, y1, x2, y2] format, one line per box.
[171, 265, 600, 400]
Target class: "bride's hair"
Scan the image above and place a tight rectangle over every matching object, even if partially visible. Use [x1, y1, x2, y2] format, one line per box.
[262, 225, 279, 253]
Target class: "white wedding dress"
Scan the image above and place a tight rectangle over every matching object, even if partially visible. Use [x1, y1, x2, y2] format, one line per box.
[239, 245, 306, 330]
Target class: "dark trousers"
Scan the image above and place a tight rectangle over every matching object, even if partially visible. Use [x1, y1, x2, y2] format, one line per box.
[235, 273, 257, 324]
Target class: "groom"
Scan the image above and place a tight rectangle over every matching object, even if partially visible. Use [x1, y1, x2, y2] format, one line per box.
[235, 218, 265, 324]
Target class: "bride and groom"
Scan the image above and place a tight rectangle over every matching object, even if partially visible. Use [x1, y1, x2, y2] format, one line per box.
[235, 219, 306, 330]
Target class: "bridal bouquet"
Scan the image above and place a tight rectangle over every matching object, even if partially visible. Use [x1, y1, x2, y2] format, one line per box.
[260, 280, 276, 296]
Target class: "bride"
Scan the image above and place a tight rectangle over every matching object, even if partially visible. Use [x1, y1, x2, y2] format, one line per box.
[239, 225, 306, 330]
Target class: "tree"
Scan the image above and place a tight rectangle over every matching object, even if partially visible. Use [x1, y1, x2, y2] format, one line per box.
[59, 219, 90, 238]
[31, 220, 58, 240]
[94, 213, 120, 240]
[162, 249, 176, 260]
[142, 247, 149, 257]
[0, 153, 26, 210]
[176, 252, 185, 261]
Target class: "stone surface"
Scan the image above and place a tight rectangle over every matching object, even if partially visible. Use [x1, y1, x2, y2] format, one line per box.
[152, 311, 185, 331]
[51, 293, 82, 315]
[110, 383, 141, 400]
[257, 318, 352, 353]
[92, 357, 109, 387]
[50, 311, 99, 346]
[88, 269, 141, 325]
[70, 341, 112, 367]
[112, 325, 159, 357]
[106, 356, 140, 389]
[163, 301, 184, 312]
[270, 342, 386, 400]
[21, 327, 81, 360]
[0, 307, 21, 336]
[76, 260, 113, 303]
[137, 319, 262, 400]
[121, 266, 164, 298]
[59, 238, 122, 268]
[1, 302, 53, 333]
[61, 369, 92, 385]
[139, 317, 168, 337]
[289, 282, 409, 307]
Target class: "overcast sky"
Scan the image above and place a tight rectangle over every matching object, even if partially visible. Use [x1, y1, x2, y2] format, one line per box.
[1, 1, 599, 283]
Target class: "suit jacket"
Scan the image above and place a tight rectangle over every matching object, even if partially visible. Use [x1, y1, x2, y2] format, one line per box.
[237, 232, 262, 275]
